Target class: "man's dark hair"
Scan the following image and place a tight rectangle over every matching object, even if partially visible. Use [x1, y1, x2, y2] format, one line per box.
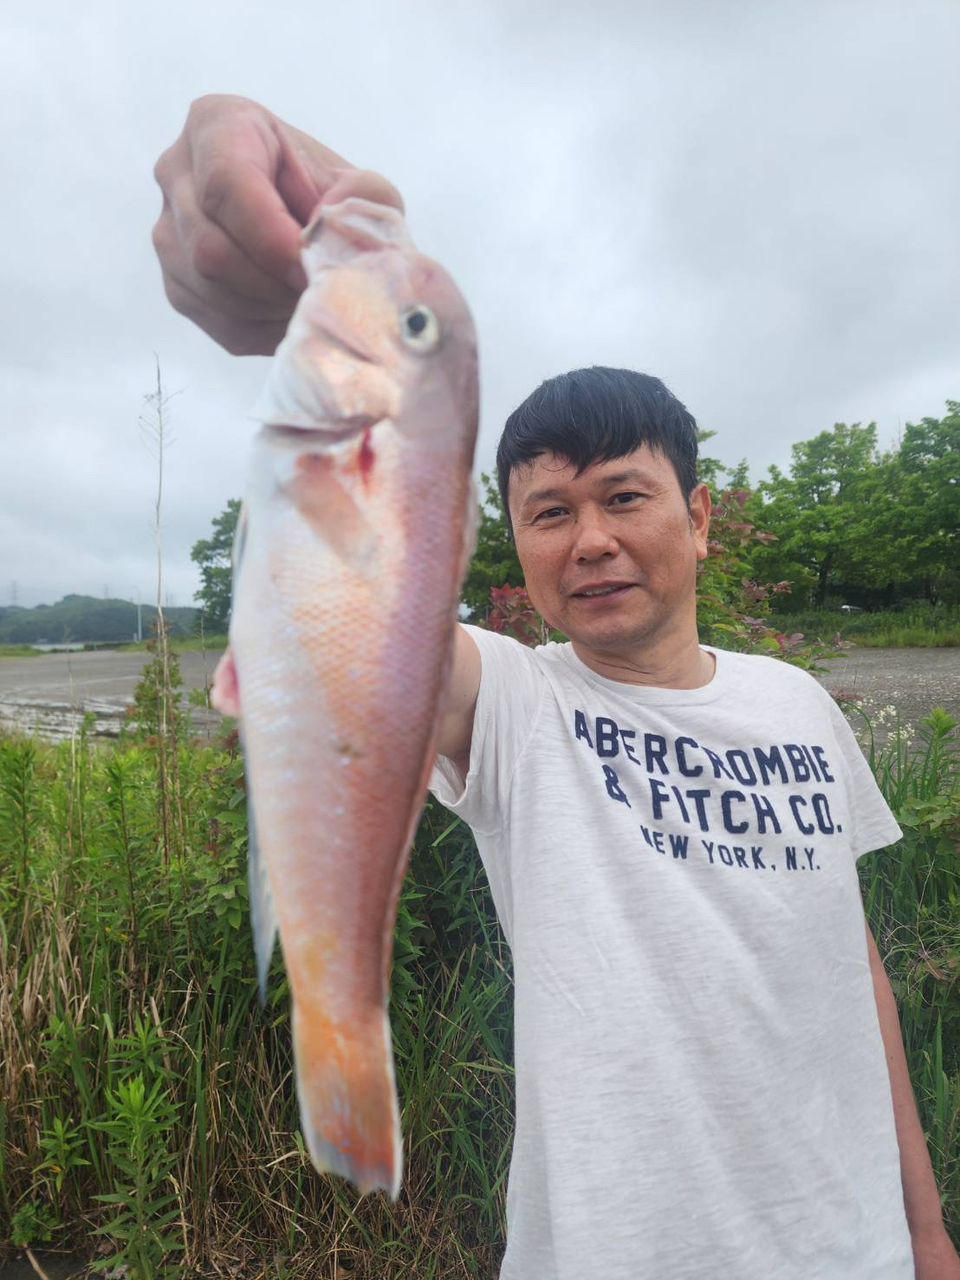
[496, 367, 700, 535]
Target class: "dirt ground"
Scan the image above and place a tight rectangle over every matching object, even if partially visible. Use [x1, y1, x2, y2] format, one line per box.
[815, 645, 960, 734]
[0, 1254, 82, 1280]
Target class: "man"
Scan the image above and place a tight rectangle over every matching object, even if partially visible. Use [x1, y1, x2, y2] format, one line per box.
[153, 95, 959, 1279]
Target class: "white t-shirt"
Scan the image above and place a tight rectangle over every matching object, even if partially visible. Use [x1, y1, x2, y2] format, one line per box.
[430, 626, 913, 1280]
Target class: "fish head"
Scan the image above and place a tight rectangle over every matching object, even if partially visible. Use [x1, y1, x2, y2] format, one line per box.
[255, 198, 477, 442]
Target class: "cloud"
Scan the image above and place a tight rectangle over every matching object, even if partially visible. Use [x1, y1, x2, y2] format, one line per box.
[1, 0, 957, 607]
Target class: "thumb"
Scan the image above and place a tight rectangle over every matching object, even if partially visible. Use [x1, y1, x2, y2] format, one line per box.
[274, 134, 327, 226]
[320, 168, 405, 213]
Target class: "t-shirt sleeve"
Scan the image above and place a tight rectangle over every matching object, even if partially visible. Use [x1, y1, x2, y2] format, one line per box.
[821, 688, 902, 859]
[429, 624, 545, 836]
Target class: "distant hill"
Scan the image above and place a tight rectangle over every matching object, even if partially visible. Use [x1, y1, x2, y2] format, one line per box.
[0, 595, 198, 644]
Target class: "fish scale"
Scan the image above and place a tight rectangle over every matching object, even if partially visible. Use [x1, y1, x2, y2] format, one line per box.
[215, 196, 478, 1197]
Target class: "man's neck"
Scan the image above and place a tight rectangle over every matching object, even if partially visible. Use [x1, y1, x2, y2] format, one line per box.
[571, 630, 715, 690]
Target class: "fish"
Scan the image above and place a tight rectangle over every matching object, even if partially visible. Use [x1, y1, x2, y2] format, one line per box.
[211, 195, 478, 1197]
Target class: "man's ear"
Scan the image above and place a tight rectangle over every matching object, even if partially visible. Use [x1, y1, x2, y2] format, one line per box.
[689, 484, 712, 562]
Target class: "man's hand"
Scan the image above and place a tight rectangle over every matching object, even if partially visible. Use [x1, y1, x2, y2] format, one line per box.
[912, 1223, 960, 1279]
[152, 94, 403, 355]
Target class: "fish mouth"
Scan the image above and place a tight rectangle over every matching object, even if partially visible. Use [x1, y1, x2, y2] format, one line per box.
[319, 329, 378, 366]
[263, 416, 381, 444]
[302, 197, 408, 255]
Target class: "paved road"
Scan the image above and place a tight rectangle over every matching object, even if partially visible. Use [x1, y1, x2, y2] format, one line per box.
[816, 645, 960, 733]
[1, 645, 957, 742]
[0, 648, 224, 739]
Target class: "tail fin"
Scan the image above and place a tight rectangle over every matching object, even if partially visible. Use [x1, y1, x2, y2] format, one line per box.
[292, 1001, 402, 1199]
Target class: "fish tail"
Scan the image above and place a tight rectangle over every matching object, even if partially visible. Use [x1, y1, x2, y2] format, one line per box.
[292, 1001, 402, 1199]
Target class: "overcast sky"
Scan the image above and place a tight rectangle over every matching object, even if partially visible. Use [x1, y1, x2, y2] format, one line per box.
[2, 0, 958, 610]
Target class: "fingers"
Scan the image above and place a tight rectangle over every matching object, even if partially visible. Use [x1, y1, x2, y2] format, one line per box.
[151, 95, 406, 355]
[274, 125, 337, 226]
[157, 266, 288, 357]
[153, 103, 305, 351]
[153, 167, 301, 353]
[153, 217, 289, 355]
[194, 158, 306, 291]
[192, 220, 301, 308]
[163, 177, 301, 312]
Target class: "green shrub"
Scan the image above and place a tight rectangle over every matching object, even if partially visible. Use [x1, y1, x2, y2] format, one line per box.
[771, 604, 960, 648]
[0, 731, 513, 1276]
[853, 708, 960, 1226]
[0, 702, 956, 1269]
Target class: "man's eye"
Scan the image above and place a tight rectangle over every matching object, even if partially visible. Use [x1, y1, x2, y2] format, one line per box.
[535, 507, 567, 522]
[610, 491, 642, 506]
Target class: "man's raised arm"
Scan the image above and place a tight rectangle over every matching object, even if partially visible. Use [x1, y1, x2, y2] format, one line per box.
[434, 626, 482, 784]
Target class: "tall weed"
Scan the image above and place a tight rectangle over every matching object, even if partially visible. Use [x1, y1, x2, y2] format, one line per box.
[0, 739, 38, 897]
[0, 701, 956, 1269]
[0, 730, 513, 1276]
[855, 708, 960, 1231]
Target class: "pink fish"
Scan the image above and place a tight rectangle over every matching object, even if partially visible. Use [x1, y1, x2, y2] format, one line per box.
[212, 197, 478, 1196]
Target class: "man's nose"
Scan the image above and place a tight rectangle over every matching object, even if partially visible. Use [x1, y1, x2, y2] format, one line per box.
[571, 509, 619, 560]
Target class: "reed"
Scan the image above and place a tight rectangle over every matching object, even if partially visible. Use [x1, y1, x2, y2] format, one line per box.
[770, 604, 960, 648]
[0, 706, 956, 1274]
[855, 708, 960, 1216]
[0, 730, 514, 1277]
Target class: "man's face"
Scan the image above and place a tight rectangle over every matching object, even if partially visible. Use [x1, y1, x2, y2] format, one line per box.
[508, 446, 711, 658]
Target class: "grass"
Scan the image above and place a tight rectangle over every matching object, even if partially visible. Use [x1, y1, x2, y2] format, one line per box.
[851, 707, 960, 1225]
[0, 697, 957, 1274]
[770, 604, 960, 648]
[0, 638, 227, 660]
[0, 721, 513, 1277]
[114, 636, 229, 655]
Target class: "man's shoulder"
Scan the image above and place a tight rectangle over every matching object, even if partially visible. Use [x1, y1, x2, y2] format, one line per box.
[713, 646, 832, 699]
[461, 623, 567, 668]
[459, 625, 572, 715]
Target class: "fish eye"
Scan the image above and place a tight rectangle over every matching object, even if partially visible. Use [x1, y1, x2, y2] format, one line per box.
[400, 305, 440, 353]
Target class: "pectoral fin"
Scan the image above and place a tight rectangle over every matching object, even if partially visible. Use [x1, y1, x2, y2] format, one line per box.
[211, 648, 241, 718]
[285, 452, 379, 571]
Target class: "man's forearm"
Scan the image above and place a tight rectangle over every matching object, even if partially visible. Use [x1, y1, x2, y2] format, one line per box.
[866, 921, 946, 1235]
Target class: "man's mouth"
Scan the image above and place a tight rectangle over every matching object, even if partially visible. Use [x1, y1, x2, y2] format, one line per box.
[571, 582, 635, 599]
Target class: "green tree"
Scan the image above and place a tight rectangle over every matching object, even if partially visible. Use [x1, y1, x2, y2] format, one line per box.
[130, 624, 185, 741]
[880, 404, 960, 604]
[191, 499, 241, 634]
[754, 423, 881, 606]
